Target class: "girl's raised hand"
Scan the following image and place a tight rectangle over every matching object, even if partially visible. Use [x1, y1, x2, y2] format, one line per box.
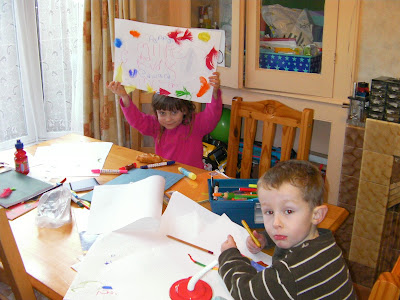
[209, 72, 220, 98]
[106, 81, 128, 97]
[106, 81, 131, 107]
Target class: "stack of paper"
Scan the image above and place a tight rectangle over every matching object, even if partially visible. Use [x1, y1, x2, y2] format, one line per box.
[65, 175, 271, 300]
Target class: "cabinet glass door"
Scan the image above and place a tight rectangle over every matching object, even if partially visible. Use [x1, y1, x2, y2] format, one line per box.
[245, 0, 338, 97]
[190, 0, 244, 88]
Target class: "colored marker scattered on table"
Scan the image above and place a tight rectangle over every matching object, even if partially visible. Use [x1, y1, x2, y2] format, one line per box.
[241, 219, 261, 248]
[178, 167, 196, 180]
[91, 169, 128, 175]
[140, 161, 175, 169]
[120, 162, 136, 171]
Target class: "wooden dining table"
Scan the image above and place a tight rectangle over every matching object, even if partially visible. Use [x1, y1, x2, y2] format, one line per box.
[4, 134, 349, 299]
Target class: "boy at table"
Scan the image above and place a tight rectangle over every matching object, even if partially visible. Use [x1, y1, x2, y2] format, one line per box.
[218, 160, 355, 299]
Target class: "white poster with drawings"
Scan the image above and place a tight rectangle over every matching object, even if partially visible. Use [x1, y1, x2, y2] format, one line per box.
[113, 19, 222, 103]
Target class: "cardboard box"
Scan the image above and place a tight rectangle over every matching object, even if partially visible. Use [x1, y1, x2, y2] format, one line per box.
[259, 51, 322, 73]
[207, 178, 264, 228]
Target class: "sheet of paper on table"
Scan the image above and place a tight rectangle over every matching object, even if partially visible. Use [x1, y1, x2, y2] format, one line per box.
[64, 177, 272, 300]
[30, 142, 113, 179]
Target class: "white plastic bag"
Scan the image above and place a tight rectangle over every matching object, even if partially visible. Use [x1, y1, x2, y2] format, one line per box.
[262, 4, 314, 46]
[35, 184, 72, 228]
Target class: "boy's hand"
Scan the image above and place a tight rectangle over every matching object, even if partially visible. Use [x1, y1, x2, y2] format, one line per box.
[246, 231, 266, 254]
[221, 234, 237, 252]
[209, 72, 220, 98]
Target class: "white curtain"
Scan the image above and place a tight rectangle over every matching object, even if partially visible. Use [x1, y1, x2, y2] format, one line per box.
[0, 0, 84, 151]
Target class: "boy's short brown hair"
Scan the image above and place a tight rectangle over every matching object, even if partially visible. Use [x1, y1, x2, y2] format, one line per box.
[257, 160, 324, 208]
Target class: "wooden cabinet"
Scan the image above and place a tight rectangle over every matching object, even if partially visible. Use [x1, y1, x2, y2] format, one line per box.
[165, 0, 360, 101]
[245, 0, 359, 101]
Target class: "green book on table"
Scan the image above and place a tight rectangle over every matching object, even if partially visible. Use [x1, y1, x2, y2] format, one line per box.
[0, 170, 54, 208]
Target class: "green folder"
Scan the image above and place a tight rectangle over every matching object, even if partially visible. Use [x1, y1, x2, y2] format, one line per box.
[0, 170, 54, 208]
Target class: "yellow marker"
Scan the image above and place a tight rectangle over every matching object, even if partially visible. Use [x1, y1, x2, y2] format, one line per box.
[178, 167, 196, 180]
[248, 184, 257, 188]
[241, 220, 261, 248]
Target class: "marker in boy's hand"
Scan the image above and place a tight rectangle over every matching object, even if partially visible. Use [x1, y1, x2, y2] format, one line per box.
[246, 231, 266, 254]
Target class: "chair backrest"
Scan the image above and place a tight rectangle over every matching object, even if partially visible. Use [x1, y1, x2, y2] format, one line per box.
[130, 90, 155, 153]
[0, 207, 36, 300]
[225, 97, 314, 178]
[130, 90, 202, 153]
[369, 255, 400, 299]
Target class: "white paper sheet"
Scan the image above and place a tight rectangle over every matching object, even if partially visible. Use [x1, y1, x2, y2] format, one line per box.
[64, 191, 271, 300]
[87, 175, 165, 234]
[31, 142, 112, 179]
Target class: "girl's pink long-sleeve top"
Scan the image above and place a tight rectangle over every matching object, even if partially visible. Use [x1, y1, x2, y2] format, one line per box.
[120, 90, 222, 169]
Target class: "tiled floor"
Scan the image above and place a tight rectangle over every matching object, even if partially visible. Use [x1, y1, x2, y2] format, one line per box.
[0, 281, 49, 300]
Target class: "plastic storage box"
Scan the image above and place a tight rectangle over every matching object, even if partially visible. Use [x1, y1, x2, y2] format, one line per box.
[207, 178, 264, 228]
[259, 51, 322, 73]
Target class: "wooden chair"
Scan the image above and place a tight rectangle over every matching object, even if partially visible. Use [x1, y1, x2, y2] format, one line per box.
[225, 97, 314, 178]
[130, 90, 201, 153]
[130, 90, 155, 153]
[0, 207, 36, 300]
[369, 255, 400, 299]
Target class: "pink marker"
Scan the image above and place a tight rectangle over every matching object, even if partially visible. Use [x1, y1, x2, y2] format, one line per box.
[91, 169, 128, 175]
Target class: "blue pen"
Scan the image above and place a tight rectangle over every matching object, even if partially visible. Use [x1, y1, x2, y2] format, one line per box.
[140, 160, 175, 169]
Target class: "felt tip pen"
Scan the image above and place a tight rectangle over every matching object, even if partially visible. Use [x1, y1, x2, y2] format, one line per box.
[242, 220, 261, 248]
[178, 167, 196, 180]
[140, 160, 175, 169]
[239, 187, 257, 192]
[91, 169, 128, 174]
[120, 162, 136, 171]
[213, 192, 258, 199]
[70, 193, 84, 208]
[248, 184, 257, 188]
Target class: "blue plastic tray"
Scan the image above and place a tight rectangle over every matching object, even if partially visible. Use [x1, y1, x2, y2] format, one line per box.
[207, 178, 264, 228]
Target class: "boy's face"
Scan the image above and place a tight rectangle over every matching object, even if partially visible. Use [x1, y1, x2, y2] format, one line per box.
[259, 182, 319, 249]
[156, 110, 184, 130]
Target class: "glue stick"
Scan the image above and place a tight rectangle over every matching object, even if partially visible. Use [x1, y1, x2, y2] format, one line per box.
[178, 167, 196, 180]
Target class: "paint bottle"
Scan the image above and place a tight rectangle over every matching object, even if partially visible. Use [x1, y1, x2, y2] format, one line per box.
[14, 139, 29, 175]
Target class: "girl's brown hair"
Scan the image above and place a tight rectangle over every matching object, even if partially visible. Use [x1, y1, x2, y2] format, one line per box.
[151, 94, 196, 141]
[257, 160, 325, 208]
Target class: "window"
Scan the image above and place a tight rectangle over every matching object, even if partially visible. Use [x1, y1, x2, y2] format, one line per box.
[0, 0, 83, 151]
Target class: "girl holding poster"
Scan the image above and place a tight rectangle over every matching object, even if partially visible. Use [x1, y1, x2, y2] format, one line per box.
[106, 72, 222, 169]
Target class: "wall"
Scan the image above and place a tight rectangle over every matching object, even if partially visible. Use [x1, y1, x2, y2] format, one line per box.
[356, 0, 400, 82]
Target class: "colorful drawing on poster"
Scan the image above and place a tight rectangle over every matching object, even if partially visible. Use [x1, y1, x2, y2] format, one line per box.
[113, 19, 222, 103]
